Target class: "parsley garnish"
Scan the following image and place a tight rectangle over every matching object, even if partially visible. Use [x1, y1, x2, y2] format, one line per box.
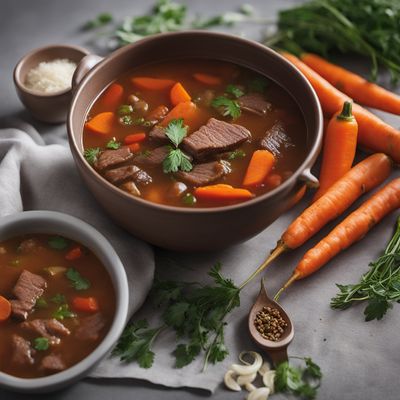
[33, 337, 50, 351]
[53, 304, 76, 320]
[163, 119, 193, 173]
[51, 293, 67, 305]
[331, 217, 400, 320]
[225, 84, 244, 98]
[227, 149, 246, 160]
[112, 320, 163, 368]
[66, 268, 91, 291]
[211, 96, 241, 119]
[119, 115, 152, 127]
[84, 147, 101, 165]
[106, 138, 121, 149]
[248, 77, 269, 93]
[35, 297, 48, 309]
[117, 104, 133, 115]
[48, 236, 68, 250]
[84, 13, 112, 30]
[275, 357, 322, 399]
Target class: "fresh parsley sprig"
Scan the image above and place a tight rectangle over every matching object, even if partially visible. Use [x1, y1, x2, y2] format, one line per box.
[66, 268, 91, 291]
[211, 96, 241, 119]
[163, 119, 193, 173]
[106, 138, 121, 149]
[84, 147, 101, 165]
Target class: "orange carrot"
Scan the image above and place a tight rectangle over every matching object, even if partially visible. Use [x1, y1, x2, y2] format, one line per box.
[301, 53, 400, 115]
[282, 153, 392, 250]
[85, 112, 115, 135]
[161, 101, 200, 129]
[243, 150, 275, 187]
[281, 52, 400, 163]
[99, 83, 123, 110]
[194, 184, 254, 202]
[131, 77, 175, 90]
[65, 246, 82, 261]
[313, 101, 358, 201]
[0, 296, 11, 322]
[72, 297, 99, 313]
[170, 82, 191, 106]
[276, 178, 400, 298]
[124, 133, 146, 144]
[127, 143, 140, 152]
[265, 174, 282, 190]
[193, 73, 222, 86]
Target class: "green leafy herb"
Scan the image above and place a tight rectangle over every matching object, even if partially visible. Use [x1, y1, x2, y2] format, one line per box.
[33, 337, 50, 351]
[182, 193, 197, 206]
[275, 357, 322, 399]
[66, 268, 91, 291]
[53, 304, 76, 320]
[35, 297, 48, 309]
[51, 294, 67, 305]
[106, 138, 121, 150]
[164, 118, 187, 147]
[119, 115, 152, 127]
[227, 149, 246, 160]
[84, 147, 101, 165]
[118, 104, 133, 115]
[248, 77, 269, 93]
[225, 84, 244, 98]
[331, 217, 400, 320]
[84, 13, 113, 29]
[264, 0, 400, 83]
[211, 96, 241, 119]
[112, 320, 163, 368]
[48, 236, 68, 250]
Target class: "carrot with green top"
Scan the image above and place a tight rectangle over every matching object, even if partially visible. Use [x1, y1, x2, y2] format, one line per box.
[99, 83, 123, 110]
[194, 184, 254, 202]
[170, 82, 191, 106]
[0, 296, 11, 322]
[243, 150, 275, 187]
[301, 53, 400, 115]
[131, 77, 175, 90]
[85, 112, 115, 135]
[276, 177, 400, 300]
[313, 101, 358, 201]
[281, 51, 400, 163]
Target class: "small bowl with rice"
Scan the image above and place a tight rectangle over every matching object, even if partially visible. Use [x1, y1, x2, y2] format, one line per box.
[13, 44, 89, 124]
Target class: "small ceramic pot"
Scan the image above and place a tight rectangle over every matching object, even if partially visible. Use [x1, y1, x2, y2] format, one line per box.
[68, 31, 323, 251]
[0, 211, 129, 393]
[13, 45, 89, 123]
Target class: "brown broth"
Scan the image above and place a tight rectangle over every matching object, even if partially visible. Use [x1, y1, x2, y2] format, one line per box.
[83, 59, 308, 208]
[0, 234, 115, 379]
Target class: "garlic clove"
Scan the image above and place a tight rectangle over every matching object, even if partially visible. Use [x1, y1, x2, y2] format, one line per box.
[258, 361, 271, 376]
[262, 370, 276, 394]
[237, 372, 257, 386]
[247, 387, 270, 400]
[231, 351, 263, 375]
[224, 370, 241, 392]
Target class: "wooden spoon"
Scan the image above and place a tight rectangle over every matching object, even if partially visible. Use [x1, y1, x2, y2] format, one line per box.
[248, 280, 294, 366]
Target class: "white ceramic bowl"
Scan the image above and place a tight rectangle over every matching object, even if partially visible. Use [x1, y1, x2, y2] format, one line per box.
[0, 211, 129, 393]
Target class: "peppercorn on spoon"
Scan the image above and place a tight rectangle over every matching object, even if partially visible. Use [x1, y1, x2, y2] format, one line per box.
[248, 280, 294, 366]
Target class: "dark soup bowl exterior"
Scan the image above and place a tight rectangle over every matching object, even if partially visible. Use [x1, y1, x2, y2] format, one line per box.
[68, 31, 323, 252]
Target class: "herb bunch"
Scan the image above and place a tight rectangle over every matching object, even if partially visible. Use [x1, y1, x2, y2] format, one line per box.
[331, 217, 400, 321]
[264, 0, 400, 83]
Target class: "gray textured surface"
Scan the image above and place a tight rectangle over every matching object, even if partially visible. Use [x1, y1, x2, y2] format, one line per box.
[1, 0, 400, 399]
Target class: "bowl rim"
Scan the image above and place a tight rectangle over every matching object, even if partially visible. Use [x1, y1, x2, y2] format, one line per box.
[13, 44, 90, 98]
[68, 30, 323, 214]
[0, 210, 129, 392]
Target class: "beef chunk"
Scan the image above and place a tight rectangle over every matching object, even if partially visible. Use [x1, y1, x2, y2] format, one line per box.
[41, 354, 66, 371]
[147, 105, 169, 126]
[76, 313, 106, 341]
[260, 121, 294, 157]
[95, 147, 133, 171]
[148, 125, 168, 143]
[21, 319, 70, 345]
[238, 93, 272, 116]
[104, 165, 152, 186]
[176, 161, 230, 186]
[134, 146, 170, 167]
[17, 238, 41, 254]
[182, 118, 251, 159]
[120, 180, 141, 197]
[11, 334, 35, 365]
[10, 270, 47, 320]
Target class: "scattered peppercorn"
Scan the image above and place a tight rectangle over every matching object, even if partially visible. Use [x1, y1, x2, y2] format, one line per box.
[254, 306, 288, 341]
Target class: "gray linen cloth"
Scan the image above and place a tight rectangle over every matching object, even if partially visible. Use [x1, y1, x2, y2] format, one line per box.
[1, 124, 400, 399]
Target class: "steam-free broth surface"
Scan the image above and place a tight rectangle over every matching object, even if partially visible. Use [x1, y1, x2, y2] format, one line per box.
[83, 59, 308, 207]
[0, 235, 115, 378]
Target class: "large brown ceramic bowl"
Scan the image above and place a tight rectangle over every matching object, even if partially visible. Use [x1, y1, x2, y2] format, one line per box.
[67, 31, 323, 251]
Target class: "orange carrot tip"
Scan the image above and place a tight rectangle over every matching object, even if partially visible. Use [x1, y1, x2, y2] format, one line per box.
[170, 82, 191, 106]
[85, 112, 115, 135]
[131, 77, 175, 90]
[243, 150, 275, 187]
[127, 143, 141, 152]
[124, 133, 147, 144]
[194, 184, 254, 202]
[193, 73, 222, 86]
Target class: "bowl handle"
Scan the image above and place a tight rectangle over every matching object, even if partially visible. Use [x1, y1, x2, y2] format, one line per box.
[299, 168, 319, 189]
[72, 54, 103, 90]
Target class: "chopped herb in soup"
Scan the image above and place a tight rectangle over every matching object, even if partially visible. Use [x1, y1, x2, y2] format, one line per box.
[0, 235, 115, 379]
[83, 59, 307, 207]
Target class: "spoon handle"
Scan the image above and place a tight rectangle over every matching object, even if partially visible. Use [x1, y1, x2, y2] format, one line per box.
[267, 346, 289, 366]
